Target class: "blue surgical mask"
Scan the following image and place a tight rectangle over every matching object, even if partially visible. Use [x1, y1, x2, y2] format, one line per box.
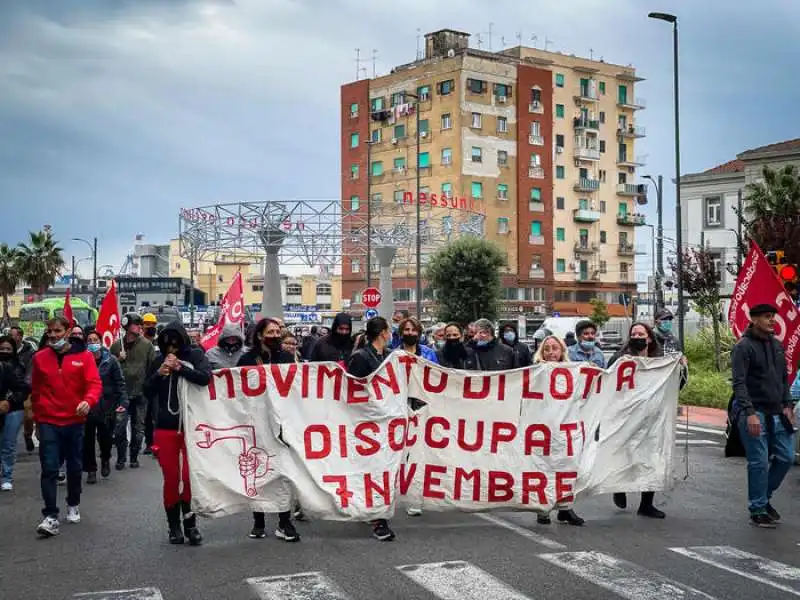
[658, 320, 673, 333]
[435, 340, 445, 350]
[50, 338, 67, 350]
[580, 340, 596, 350]
[87, 343, 102, 353]
[392, 325, 399, 333]
[503, 332, 516, 343]
[476, 340, 489, 347]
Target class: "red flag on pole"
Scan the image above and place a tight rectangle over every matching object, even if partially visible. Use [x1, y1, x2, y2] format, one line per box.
[728, 241, 800, 383]
[63, 288, 74, 327]
[95, 279, 121, 348]
[201, 271, 245, 351]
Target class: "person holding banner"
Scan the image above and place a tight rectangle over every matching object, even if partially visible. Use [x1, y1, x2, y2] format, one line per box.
[237, 317, 300, 543]
[144, 321, 212, 546]
[205, 322, 246, 369]
[469, 319, 516, 371]
[608, 322, 666, 519]
[731, 303, 795, 528]
[436, 324, 477, 369]
[396, 317, 438, 364]
[310, 313, 355, 364]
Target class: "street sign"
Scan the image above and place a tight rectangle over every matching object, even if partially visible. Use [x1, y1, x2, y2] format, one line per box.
[361, 287, 382, 308]
[552, 311, 561, 317]
[364, 308, 378, 319]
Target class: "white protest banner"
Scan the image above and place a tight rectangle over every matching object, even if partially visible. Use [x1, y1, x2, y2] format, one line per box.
[180, 354, 681, 520]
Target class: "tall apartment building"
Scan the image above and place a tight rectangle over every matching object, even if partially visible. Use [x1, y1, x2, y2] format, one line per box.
[341, 29, 646, 323]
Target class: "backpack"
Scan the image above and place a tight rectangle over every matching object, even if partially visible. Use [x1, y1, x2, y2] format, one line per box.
[724, 393, 746, 458]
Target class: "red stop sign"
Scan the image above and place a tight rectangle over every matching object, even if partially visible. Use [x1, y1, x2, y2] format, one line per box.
[362, 287, 382, 308]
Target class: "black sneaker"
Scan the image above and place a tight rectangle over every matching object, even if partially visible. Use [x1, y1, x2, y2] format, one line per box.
[100, 461, 111, 478]
[637, 505, 666, 519]
[293, 508, 306, 521]
[275, 521, 300, 542]
[613, 493, 627, 509]
[537, 514, 552, 525]
[557, 509, 585, 526]
[25, 436, 35, 453]
[249, 527, 267, 539]
[129, 460, 140, 469]
[372, 519, 395, 542]
[115, 460, 126, 471]
[750, 512, 777, 528]
[766, 503, 781, 522]
[86, 472, 97, 485]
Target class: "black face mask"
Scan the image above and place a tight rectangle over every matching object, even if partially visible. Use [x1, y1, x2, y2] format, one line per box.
[221, 340, 242, 354]
[629, 338, 648, 352]
[402, 334, 419, 347]
[263, 337, 281, 353]
[69, 336, 83, 346]
[144, 328, 157, 338]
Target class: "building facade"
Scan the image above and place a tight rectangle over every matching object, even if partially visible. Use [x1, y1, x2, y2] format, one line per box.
[341, 29, 646, 324]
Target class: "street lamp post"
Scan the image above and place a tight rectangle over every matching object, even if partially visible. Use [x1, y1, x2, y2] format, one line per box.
[404, 92, 423, 317]
[648, 11, 684, 344]
[644, 174, 665, 310]
[72, 237, 98, 308]
[645, 224, 657, 319]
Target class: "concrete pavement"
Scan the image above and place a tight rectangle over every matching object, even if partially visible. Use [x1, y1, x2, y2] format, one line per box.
[4, 426, 800, 600]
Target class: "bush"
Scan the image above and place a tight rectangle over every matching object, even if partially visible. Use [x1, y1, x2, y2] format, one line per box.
[679, 368, 731, 409]
[683, 324, 736, 373]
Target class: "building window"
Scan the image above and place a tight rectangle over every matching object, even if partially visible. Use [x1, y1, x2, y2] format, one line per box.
[494, 83, 512, 98]
[555, 73, 565, 87]
[394, 190, 404, 204]
[441, 147, 452, 165]
[556, 196, 565, 210]
[371, 129, 380, 143]
[471, 112, 482, 128]
[350, 102, 359, 117]
[471, 181, 483, 199]
[350, 133, 359, 148]
[556, 166, 565, 179]
[471, 146, 482, 163]
[531, 220, 542, 236]
[531, 87, 542, 103]
[418, 85, 431, 101]
[530, 153, 541, 167]
[600, 260, 607, 274]
[556, 134, 564, 148]
[442, 182, 453, 198]
[497, 217, 509, 234]
[579, 198, 589, 210]
[372, 192, 382, 207]
[467, 78, 486, 94]
[599, 169, 607, 182]
[394, 124, 405, 139]
[618, 84, 628, 104]
[600, 230, 607, 244]
[619, 202, 628, 216]
[351, 259, 361, 274]
[393, 157, 406, 170]
[441, 113, 452, 130]
[438, 80, 454, 95]
[599, 81, 606, 95]
[556, 227, 565, 242]
[390, 92, 405, 106]
[599, 140, 606, 153]
[371, 161, 382, 176]
[350, 164, 359, 179]
[531, 187, 542, 202]
[497, 116, 508, 133]
[370, 97, 384, 112]
[599, 200, 607, 213]
[497, 184, 508, 199]
[497, 150, 508, 166]
[599, 111, 606, 123]
[556, 259, 566, 273]
[418, 152, 430, 169]
[556, 104, 565, 118]
[419, 119, 430, 135]
[704, 196, 723, 227]
[351, 195, 360, 211]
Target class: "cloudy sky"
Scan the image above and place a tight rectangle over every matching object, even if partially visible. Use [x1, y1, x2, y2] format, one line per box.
[2, 0, 798, 281]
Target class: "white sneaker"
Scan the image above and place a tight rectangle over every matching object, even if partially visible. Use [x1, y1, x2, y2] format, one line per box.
[0, 481, 12, 491]
[406, 507, 423, 517]
[65, 505, 81, 524]
[37, 516, 60, 537]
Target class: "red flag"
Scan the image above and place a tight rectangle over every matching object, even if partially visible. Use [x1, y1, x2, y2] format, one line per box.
[96, 279, 121, 348]
[728, 241, 800, 382]
[63, 288, 74, 327]
[201, 272, 245, 351]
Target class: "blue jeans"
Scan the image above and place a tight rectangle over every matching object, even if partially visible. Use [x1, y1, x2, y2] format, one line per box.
[1, 410, 24, 483]
[738, 411, 795, 513]
[39, 423, 84, 517]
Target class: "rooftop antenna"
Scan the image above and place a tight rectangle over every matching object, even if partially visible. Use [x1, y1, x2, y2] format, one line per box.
[501, 35, 508, 49]
[488, 22, 493, 51]
[475, 33, 483, 50]
[416, 28, 422, 60]
[589, 48, 594, 60]
[355, 48, 361, 80]
[515, 31, 522, 46]
[544, 37, 553, 51]
[360, 67, 368, 80]
[371, 49, 378, 78]
[530, 34, 538, 49]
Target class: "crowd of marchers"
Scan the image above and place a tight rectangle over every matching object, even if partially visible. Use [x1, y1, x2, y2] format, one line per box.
[0, 301, 794, 545]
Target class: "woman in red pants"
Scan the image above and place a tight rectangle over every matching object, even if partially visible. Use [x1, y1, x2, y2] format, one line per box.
[144, 321, 211, 545]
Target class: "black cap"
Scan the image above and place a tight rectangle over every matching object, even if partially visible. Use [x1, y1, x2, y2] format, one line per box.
[750, 304, 779, 317]
[121, 313, 144, 329]
[575, 319, 597, 336]
[654, 308, 673, 321]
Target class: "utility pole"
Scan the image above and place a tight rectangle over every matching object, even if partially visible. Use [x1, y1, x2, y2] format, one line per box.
[645, 174, 665, 310]
[71, 255, 76, 295]
[92, 237, 98, 309]
[737, 188, 744, 269]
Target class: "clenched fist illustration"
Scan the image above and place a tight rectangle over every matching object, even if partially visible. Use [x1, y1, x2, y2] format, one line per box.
[239, 447, 271, 480]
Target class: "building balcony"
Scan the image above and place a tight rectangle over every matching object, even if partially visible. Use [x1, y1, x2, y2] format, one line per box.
[529, 265, 545, 279]
[528, 166, 545, 179]
[617, 213, 647, 226]
[618, 124, 646, 138]
[616, 183, 647, 197]
[528, 134, 545, 146]
[574, 241, 599, 254]
[617, 154, 646, 168]
[574, 89, 599, 104]
[528, 200, 545, 212]
[573, 208, 602, 223]
[573, 118, 600, 133]
[617, 97, 646, 110]
[528, 100, 544, 114]
[574, 147, 601, 161]
[528, 234, 546, 245]
[576, 272, 600, 283]
[574, 177, 600, 192]
[617, 243, 636, 256]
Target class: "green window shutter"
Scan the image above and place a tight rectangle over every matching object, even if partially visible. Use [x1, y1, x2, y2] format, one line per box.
[556, 228, 565, 241]
[419, 152, 430, 168]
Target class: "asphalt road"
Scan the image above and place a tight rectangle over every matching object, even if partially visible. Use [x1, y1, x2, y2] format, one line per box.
[3, 428, 800, 600]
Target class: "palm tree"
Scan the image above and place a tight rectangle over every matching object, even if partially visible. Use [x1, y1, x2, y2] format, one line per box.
[17, 230, 65, 297]
[744, 165, 800, 261]
[0, 243, 21, 324]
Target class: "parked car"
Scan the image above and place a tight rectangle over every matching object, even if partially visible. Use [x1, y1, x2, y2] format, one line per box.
[598, 330, 623, 351]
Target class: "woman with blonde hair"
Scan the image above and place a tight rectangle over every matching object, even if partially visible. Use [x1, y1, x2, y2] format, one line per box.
[532, 335, 585, 527]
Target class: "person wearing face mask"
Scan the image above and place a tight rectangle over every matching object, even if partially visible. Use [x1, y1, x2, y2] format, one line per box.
[397, 317, 439, 363]
[82, 329, 128, 485]
[205, 322, 246, 369]
[653, 308, 682, 354]
[0, 335, 31, 492]
[310, 313, 355, 364]
[567, 320, 606, 368]
[142, 313, 158, 343]
[500, 323, 533, 368]
[468, 319, 516, 371]
[10, 326, 37, 453]
[69, 326, 86, 351]
[607, 322, 666, 519]
[436, 324, 478, 369]
[143, 320, 212, 545]
[31, 316, 102, 537]
[141, 314, 159, 458]
[281, 332, 302, 363]
[428, 323, 447, 351]
[390, 309, 410, 350]
[238, 318, 300, 543]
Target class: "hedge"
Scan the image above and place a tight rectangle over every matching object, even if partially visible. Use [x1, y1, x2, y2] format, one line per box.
[678, 326, 733, 410]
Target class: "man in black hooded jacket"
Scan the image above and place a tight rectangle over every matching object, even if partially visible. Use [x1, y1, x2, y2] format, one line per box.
[310, 313, 354, 364]
[499, 323, 532, 367]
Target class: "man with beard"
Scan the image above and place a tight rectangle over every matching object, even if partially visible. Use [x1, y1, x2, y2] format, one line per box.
[309, 313, 354, 364]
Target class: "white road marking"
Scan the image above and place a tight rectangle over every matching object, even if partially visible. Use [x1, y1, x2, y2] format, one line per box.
[74, 589, 164, 600]
[247, 572, 351, 600]
[396, 560, 533, 600]
[675, 424, 726, 436]
[674, 440, 720, 446]
[670, 546, 800, 596]
[539, 551, 718, 599]
[475, 513, 567, 550]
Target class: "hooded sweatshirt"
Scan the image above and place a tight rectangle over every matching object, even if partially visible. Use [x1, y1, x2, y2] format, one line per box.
[731, 326, 791, 417]
[205, 321, 245, 369]
[500, 324, 533, 367]
[143, 321, 212, 431]
[310, 313, 355, 363]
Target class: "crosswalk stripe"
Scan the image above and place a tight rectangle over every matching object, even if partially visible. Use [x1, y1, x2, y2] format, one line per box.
[396, 560, 533, 600]
[676, 425, 726, 436]
[74, 589, 164, 599]
[670, 546, 800, 596]
[674, 440, 720, 446]
[538, 551, 718, 599]
[475, 513, 567, 550]
[247, 572, 351, 599]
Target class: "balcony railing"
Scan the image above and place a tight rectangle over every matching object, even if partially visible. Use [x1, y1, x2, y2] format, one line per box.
[528, 200, 545, 212]
[617, 243, 635, 256]
[528, 234, 546, 245]
[616, 213, 646, 226]
[574, 242, 599, 254]
[528, 134, 545, 146]
[574, 146, 601, 161]
[528, 166, 545, 179]
[573, 208, 602, 223]
[528, 100, 544, 114]
[574, 89, 599, 103]
[576, 272, 599, 283]
[617, 183, 647, 197]
[617, 154, 646, 167]
[618, 124, 646, 138]
[574, 177, 600, 192]
[574, 118, 600, 131]
[617, 96, 646, 110]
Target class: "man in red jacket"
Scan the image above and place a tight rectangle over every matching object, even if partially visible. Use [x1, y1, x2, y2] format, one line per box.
[31, 316, 102, 538]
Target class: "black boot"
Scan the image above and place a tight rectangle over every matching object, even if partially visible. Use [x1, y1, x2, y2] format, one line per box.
[637, 492, 665, 519]
[613, 493, 627, 509]
[100, 460, 111, 478]
[166, 506, 184, 544]
[182, 501, 203, 546]
[557, 509, 585, 526]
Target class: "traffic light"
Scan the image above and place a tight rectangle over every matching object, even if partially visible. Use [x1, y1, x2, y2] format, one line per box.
[766, 250, 798, 297]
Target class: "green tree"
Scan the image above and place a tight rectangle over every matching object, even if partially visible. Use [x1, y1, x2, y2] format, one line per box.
[744, 165, 800, 262]
[426, 237, 506, 324]
[17, 229, 65, 297]
[0, 243, 21, 324]
[589, 298, 611, 329]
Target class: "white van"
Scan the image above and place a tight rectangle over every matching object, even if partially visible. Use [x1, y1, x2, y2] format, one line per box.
[540, 317, 588, 340]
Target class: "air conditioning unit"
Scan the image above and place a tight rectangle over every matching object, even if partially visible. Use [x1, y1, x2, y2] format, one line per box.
[498, 95, 507, 103]
[556, 147, 564, 154]
[391, 138, 398, 145]
[420, 131, 428, 138]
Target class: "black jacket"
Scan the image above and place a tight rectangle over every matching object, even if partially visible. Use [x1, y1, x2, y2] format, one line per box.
[347, 344, 390, 378]
[436, 342, 478, 370]
[238, 347, 295, 367]
[654, 329, 682, 354]
[500, 325, 532, 367]
[90, 348, 128, 419]
[0, 359, 30, 412]
[470, 339, 517, 371]
[732, 327, 791, 417]
[310, 313, 354, 363]
[143, 321, 212, 431]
